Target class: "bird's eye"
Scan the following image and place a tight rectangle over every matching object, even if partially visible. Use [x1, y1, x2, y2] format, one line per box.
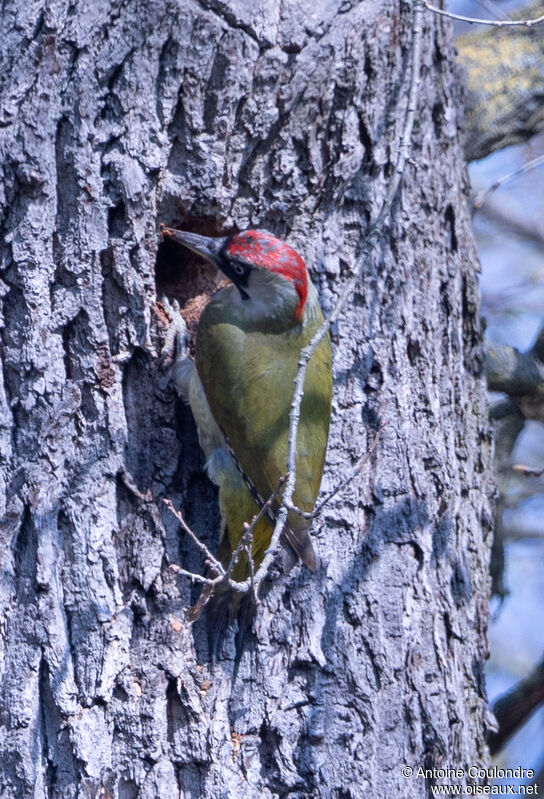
[232, 263, 245, 276]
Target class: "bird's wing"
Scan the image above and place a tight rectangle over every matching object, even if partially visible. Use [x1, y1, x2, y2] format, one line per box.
[196, 304, 332, 538]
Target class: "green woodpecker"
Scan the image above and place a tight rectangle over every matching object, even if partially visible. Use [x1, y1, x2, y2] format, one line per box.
[161, 227, 332, 616]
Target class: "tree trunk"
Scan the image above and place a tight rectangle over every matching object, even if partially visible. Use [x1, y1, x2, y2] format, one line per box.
[0, 1, 494, 797]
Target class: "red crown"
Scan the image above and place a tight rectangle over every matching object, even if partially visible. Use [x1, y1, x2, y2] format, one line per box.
[226, 231, 308, 321]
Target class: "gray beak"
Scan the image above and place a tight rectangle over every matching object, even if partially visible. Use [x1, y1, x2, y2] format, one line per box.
[160, 226, 227, 265]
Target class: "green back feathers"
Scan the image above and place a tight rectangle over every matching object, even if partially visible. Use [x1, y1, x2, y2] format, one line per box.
[195, 290, 332, 566]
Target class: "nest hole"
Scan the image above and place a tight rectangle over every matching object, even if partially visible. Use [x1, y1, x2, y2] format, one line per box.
[155, 215, 236, 348]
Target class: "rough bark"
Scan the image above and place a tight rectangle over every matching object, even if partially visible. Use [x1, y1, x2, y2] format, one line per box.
[0, 1, 494, 797]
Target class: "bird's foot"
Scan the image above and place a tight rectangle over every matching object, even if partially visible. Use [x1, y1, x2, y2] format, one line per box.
[159, 296, 188, 370]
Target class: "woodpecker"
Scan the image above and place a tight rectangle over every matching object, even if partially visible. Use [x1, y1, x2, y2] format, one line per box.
[161, 227, 332, 618]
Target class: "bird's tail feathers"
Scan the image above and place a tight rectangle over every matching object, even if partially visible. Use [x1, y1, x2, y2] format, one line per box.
[186, 522, 316, 660]
[205, 581, 255, 662]
[281, 525, 317, 571]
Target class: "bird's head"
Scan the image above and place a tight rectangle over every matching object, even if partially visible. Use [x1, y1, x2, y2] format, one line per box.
[161, 227, 310, 324]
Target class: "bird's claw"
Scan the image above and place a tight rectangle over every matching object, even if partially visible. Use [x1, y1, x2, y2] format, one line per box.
[159, 296, 188, 369]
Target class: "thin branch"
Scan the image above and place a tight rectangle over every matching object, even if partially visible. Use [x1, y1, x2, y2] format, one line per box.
[486, 340, 544, 398]
[512, 463, 544, 477]
[286, 426, 383, 520]
[167, 475, 288, 603]
[278, 0, 423, 526]
[163, 499, 226, 577]
[245, 539, 256, 593]
[119, 469, 169, 536]
[425, 2, 544, 27]
[224, 474, 288, 581]
[170, 565, 223, 586]
[490, 398, 526, 471]
[473, 153, 544, 209]
[119, 469, 153, 503]
[488, 656, 544, 755]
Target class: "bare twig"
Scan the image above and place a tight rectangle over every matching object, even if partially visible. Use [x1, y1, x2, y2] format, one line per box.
[170, 565, 223, 586]
[119, 469, 171, 541]
[473, 153, 544, 209]
[286, 426, 383, 519]
[486, 337, 544, 424]
[167, 474, 288, 601]
[512, 463, 544, 477]
[119, 469, 153, 503]
[246, 539, 255, 594]
[163, 499, 226, 577]
[277, 0, 424, 537]
[488, 656, 544, 755]
[425, 2, 544, 27]
[225, 474, 288, 581]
